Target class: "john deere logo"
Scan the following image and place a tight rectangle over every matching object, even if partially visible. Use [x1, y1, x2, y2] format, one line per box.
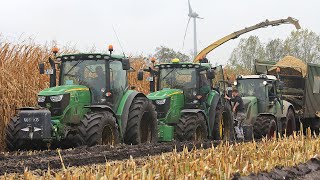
[46, 103, 51, 109]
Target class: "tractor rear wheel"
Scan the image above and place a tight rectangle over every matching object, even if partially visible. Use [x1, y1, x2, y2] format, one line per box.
[212, 103, 234, 140]
[283, 108, 296, 136]
[5, 116, 27, 151]
[253, 116, 277, 139]
[175, 113, 207, 141]
[124, 97, 158, 145]
[78, 111, 120, 146]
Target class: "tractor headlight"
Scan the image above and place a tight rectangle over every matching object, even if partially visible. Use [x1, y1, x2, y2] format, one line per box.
[38, 96, 46, 103]
[193, 100, 199, 104]
[50, 95, 64, 102]
[263, 81, 268, 85]
[155, 99, 166, 105]
[233, 81, 238, 86]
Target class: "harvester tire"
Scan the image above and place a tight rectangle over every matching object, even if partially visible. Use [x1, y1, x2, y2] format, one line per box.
[124, 97, 158, 145]
[283, 108, 296, 136]
[253, 116, 277, 139]
[78, 111, 120, 146]
[5, 116, 26, 151]
[176, 113, 207, 141]
[212, 103, 234, 140]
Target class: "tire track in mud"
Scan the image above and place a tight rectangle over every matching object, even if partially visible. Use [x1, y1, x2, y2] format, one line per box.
[0, 140, 222, 175]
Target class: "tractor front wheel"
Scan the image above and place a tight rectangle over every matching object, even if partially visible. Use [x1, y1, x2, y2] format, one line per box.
[124, 97, 158, 145]
[283, 108, 296, 136]
[176, 113, 208, 141]
[212, 103, 234, 140]
[5, 116, 27, 151]
[253, 116, 277, 139]
[78, 111, 120, 146]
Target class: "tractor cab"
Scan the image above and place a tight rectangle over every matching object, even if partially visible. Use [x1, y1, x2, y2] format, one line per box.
[138, 58, 234, 142]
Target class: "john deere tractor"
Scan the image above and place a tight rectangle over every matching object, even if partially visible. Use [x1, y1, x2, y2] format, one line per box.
[233, 74, 296, 139]
[5, 46, 158, 151]
[139, 59, 234, 142]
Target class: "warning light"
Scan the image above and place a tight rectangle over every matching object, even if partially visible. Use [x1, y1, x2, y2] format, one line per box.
[108, 45, 114, 52]
[276, 67, 281, 73]
[151, 57, 156, 63]
[52, 47, 59, 54]
[171, 58, 180, 63]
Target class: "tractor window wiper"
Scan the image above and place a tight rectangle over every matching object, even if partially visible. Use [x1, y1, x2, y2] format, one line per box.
[64, 60, 85, 77]
[161, 68, 175, 81]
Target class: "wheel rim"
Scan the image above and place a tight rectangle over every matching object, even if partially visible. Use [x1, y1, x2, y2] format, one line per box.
[219, 115, 224, 138]
[102, 125, 115, 145]
[140, 112, 152, 143]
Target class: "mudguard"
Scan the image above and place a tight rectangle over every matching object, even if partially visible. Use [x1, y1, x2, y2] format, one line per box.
[282, 100, 295, 118]
[84, 105, 116, 117]
[208, 95, 220, 133]
[119, 91, 146, 134]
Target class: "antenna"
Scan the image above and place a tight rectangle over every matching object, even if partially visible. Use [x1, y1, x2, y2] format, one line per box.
[112, 25, 126, 57]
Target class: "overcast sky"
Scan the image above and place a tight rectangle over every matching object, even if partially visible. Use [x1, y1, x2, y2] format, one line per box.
[0, 0, 319, 65]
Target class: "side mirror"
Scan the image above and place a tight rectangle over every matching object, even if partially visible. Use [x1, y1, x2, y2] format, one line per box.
[207, 69, 215, 79]
[39, 63, 45, 74]
[122, 59, 130, 70]
[137, 70, 144, 81]
[278, 81, 284, 90]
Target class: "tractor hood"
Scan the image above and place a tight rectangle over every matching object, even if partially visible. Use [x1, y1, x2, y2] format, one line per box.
[147, 88, 183, 100]
[38, 85, 89, 96]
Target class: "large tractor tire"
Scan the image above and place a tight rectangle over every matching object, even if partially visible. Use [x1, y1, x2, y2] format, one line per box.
[253, 116, 277, 139]
[212, 103, 234, 140]
[175, 113, 208, 141]
[124, 97, 158, 145]
[78, 111, 120, 146]
[282, 108, 296, 136]
[5, 116, 27, 151]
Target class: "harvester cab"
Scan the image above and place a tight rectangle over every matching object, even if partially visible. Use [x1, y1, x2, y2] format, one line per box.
[233, 74, 295, 139]
[139, 58, 234, 142]
[5, 46, 158, 151]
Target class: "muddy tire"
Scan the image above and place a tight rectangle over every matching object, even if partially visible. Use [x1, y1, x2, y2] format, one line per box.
[78, 111, 120, 146]
[283, 108, 296, 136]
[212, 103, 234, 140]
[176, 113, 207, 141]
[124, 97, 158, 145]
[5, 116, 27, 151]
[253, 116, 277, 139]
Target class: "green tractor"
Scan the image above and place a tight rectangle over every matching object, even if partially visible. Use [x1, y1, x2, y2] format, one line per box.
[5, 47, 158, 151]
[138, 59, 234, 142]
[233, 74, 296, 139]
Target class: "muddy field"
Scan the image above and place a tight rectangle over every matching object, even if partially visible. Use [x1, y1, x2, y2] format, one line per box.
[235, 157, 320, 180]
[0, 140, 220, 175]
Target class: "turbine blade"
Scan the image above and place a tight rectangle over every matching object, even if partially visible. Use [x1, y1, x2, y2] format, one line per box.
[182, 17, 192, 49]
[188, 0, 192, 15]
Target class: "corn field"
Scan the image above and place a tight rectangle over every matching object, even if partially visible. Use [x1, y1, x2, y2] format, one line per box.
[1, 131, 319, 179]
[0, 41, 150, 151]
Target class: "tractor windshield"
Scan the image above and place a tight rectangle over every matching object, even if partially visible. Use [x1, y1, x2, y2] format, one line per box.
[236, 79, 266, 100]
[159, 68, 196, 90]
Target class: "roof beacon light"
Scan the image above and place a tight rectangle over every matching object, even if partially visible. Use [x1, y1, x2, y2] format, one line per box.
[276, 67, 281, 73]
[108, 45, 114, 52]
[171, 58, 180, 63]
[52, 47, 59, 54]
[150, 57, 156, 63]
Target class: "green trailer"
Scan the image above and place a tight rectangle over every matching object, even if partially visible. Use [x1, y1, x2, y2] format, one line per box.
[139, 59, 234, 142]
[5, 47, 158, 151]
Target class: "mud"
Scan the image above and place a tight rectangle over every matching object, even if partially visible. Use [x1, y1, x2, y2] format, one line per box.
[0, 140, 220, 175]
[233, 157, 320, 180]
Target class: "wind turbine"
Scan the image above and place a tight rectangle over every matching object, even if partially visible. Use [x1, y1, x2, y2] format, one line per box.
[182, 0, 203, 59]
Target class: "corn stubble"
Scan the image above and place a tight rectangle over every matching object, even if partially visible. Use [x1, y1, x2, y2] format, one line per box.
[2, 131, 319, 180]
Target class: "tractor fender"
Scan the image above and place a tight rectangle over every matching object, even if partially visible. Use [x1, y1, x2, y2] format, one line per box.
[84, 105, 116, 118]
[181, 109, 206, 116]
[208, 95, 221, 132]
[281, 101, 295, 118]
[120, 91, 146, 133]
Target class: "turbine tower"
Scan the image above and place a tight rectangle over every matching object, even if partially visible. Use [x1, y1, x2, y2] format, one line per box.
[183, 0, 203, 59]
